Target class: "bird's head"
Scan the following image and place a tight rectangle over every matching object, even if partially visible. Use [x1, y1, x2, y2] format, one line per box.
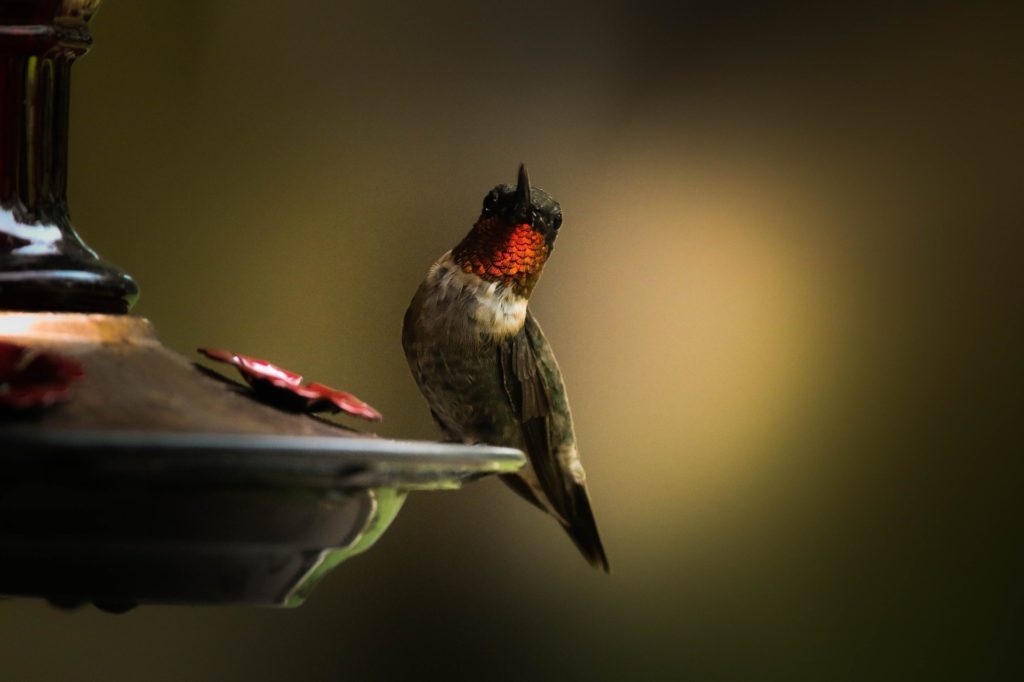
[452, 164, 562, 297]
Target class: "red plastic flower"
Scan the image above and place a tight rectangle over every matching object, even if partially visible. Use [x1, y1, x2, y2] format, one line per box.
[198, 348, 382, 421]
[0, 340, 84, 409]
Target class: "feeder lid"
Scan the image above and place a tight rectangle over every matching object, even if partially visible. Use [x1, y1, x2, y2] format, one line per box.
[0, 312, 524, 488]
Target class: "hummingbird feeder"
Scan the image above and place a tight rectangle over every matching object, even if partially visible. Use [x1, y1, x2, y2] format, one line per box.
[0, 0, 524, 612]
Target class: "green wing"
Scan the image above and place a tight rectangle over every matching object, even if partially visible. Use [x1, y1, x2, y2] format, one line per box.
[499, 312, 610, 572]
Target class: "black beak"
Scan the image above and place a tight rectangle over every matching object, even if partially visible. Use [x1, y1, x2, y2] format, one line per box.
[515, 163, 532, 215]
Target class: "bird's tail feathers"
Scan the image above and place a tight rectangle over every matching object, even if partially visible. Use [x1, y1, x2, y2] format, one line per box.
[564, 486, 610, 573]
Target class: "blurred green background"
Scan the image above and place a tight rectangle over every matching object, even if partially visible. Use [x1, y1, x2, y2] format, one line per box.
[2, 1, 1022, 679]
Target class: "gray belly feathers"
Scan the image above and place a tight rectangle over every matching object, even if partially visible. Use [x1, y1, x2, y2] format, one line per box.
[402, 259, 526, 449]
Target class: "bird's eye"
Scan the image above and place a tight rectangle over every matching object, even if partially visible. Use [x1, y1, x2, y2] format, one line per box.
[552, 211, 562, 230]
[482, 191, 498, 215]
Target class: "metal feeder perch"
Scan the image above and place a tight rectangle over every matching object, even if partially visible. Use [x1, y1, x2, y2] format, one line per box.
[0, 1, 524, 610]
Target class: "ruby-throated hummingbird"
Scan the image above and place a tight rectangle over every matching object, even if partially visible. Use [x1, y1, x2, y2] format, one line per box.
[403, 164, 609, 572]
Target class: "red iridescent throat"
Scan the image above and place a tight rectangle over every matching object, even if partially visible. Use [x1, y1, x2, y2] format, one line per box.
[452, 217, 549, 294]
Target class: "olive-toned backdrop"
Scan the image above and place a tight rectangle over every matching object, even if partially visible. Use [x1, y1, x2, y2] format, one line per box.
[2, 2, 1021, 680]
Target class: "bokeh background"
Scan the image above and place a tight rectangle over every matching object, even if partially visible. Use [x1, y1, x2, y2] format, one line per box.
[2, 1, 1021, 679]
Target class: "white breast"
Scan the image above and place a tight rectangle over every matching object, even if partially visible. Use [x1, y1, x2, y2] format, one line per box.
[421, 252, 528, 341]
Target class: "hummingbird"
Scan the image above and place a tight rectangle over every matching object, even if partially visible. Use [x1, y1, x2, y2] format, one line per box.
[403, 164, 609, 572]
